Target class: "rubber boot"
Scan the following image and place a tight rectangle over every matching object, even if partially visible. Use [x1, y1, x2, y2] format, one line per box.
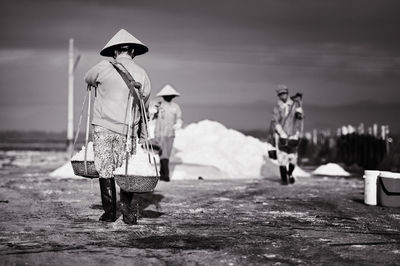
[288, 163, 296, 184]
[99, 178, 117, 222]
[160, 159, 170, 182]
[120, 189, 137, 225]
[279, 166, 288, 185]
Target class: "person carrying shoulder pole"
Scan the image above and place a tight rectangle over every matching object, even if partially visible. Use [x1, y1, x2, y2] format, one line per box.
[84, 29, 151, 224]
[149, 84, 183, 182]
[269, 85, 304, 185]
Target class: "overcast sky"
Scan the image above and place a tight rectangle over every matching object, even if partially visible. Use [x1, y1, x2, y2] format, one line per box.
[1, 0, 399, 131]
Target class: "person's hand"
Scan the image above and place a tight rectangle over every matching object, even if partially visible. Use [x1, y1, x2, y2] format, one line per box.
[138, 137, 146, 145]
[280, 132, 288, 139]
[295, 112, 303, 120]
[133, 82, 142, 90]
[173, 119, 183, 131]
[132, 82, 145, 99]
[289, 133, 299, 140]
[137, 88, 145, 99]
[87, 81, 100, 88]
[149, 106, 157, 114]
[173, 124, 181, 130]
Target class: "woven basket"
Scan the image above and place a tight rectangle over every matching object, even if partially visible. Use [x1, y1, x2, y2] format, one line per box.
[71, 161, 99, 178]
[115, 175, 159, 193]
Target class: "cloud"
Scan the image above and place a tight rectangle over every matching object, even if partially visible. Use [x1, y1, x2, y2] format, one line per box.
[1, 0, 400, 131]
[0, 49, 40, 63]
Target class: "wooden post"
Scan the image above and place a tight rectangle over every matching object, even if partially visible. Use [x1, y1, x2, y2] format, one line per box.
[66, 38, 74, 154]
[84, 88, 91, 174]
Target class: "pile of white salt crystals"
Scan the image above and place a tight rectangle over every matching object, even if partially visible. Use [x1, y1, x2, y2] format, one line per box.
[71, 142, 95, 161]
[114, 145, 159, 177]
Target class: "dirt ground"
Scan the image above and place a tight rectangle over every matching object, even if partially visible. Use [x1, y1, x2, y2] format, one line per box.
[1, 151, 400, 265]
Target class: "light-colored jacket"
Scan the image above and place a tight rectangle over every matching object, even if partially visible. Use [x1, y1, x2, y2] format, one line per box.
[149, 99, 183, 138]
[84, 54, 151, 137]
[270, 98, 304, 139]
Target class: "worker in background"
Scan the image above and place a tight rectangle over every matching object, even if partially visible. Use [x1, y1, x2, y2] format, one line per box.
[149, 84, 183, 182]
[269, 85, 304, 185]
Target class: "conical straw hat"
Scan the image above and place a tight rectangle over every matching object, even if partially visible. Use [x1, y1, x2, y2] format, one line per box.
[100, 29, 148, 57]
[156, 84, 181, 97]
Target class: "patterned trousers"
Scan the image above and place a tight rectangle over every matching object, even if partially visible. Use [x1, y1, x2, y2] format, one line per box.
[93, 125, 125, 179]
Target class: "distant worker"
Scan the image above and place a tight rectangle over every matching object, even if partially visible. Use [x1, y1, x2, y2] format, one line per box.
[149, 84, 183, 182]
[269, 85, 304, 185]
[84, 29, 151, 224]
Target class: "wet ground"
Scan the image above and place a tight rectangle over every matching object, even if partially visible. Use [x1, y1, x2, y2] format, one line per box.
[0, 151, 400, 265]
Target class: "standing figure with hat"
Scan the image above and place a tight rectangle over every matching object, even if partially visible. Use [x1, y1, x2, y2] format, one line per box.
[84, 29, 151, 224]
[149, 84, 183, 182]
[269, 85, 304, 185]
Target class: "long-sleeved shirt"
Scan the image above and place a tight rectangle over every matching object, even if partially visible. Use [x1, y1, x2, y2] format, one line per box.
[84, 54, 151, 136]
[270, 98, 304, 139]
[149, 99, 183, 138]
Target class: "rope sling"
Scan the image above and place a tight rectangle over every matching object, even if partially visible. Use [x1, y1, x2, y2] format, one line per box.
[110, 62, 158, 178]
[70, 84, 97, 178]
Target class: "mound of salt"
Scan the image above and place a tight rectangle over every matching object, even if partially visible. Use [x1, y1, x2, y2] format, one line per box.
[312, 163, 350, 177]
[71, 142, 94, 161]
[114, 145, 159, 176]
[50, 120, 310, 180]
[49, 162, 82, 179]
[171, 120, 310, 179]
[50, 142, 94, 179]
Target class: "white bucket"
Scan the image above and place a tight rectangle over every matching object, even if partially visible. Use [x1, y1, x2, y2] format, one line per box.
[379, 171, 400, 179]
[363, 170, 380, 205]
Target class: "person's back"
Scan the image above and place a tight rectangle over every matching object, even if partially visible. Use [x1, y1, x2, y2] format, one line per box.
[85, 54, 151, 135]
[155, 100, 182, 137]
[149, 84, 183, 182]
[269, 85, 304, 185]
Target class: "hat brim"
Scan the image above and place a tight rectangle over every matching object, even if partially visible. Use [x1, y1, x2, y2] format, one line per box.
[157, 93, 180, 97]
[277, 91, 288, 96]
[100, 43, 149, 57]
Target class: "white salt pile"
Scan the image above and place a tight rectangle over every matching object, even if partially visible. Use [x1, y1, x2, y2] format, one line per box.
[50, 120, 310, 180]
[312, 163, 350, 177]
[49, 162, 83, 179]
[114, 145, 159, 176]
[71, 142, 95, 161]
[171, 120, 310, 179]
[50, 142, 95, 179]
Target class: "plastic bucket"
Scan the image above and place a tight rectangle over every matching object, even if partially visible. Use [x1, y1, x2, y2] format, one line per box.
[268, 150, 277, 160]
[363, 170, 380, 205]
[377, 171, 400, 208]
